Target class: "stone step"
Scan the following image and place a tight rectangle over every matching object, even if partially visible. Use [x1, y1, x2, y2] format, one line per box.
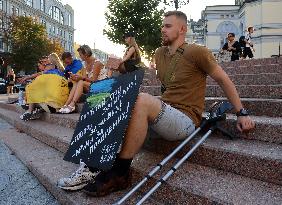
[207, 73, 282, 85]
[219, 57, 282, 68]
[1, 126, 281, 205]
[221, 64, 282, 75]
[140, 84, 282, 99]
[205, 97, 282, 117]
[1, 107, 281, 185]
[1, 103, 281, 145]
[145, 132, 282, 186]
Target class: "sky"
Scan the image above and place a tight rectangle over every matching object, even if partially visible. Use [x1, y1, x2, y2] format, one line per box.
[61, 0, 235, 57]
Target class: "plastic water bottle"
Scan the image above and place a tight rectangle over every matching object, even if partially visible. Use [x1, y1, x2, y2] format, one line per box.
[18, 90, 23, 105]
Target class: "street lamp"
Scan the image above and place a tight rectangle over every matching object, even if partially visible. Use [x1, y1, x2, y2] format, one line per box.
[163, 0, 190, 10]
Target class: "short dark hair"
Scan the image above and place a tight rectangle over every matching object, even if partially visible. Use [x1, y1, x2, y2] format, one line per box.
[248, 26, 253, 32]
[123, 31, 135, 38]
[61, 52, 72, 60]
[77, 45, 92, 57]
[228, 33, 235, 37]
[164, 11, 187, 25]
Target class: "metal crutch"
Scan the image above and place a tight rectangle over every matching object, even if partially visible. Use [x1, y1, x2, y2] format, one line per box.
[114, 102, 233, 205]
[135, 102, 234, 204]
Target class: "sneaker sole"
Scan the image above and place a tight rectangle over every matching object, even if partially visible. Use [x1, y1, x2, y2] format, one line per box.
[58, 183, 88, 191]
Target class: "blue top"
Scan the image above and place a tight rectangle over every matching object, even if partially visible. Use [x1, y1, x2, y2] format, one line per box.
[64, 59, 83, 74]
[44, 68, 64, 77]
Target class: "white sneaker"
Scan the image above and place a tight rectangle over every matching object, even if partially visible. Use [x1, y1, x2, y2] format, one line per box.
[20, 111, 32, 121]
[57, 162, 99, 191]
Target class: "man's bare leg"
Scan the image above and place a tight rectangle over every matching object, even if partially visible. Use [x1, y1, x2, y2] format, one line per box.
[119, 93, 162, 159]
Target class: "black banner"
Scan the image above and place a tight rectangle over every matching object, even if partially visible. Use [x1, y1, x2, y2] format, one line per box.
[64, 69, 144, 170]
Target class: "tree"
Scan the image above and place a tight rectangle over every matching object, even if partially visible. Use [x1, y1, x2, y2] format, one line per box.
[8, 16, 64, 73]
[163, 0, 190, 10]
[104, 0, 164, 59]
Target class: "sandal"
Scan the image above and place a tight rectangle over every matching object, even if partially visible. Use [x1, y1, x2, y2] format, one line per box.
[63, 105, 75, 114]
[58, 105, 69, 113]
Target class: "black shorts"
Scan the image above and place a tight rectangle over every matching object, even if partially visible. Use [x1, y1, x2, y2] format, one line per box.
[243, 47, 253, 58]
[124, 59, 139, 72]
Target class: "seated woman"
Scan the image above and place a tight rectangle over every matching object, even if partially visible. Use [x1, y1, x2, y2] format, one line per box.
[221, 33, 241, 61]
[20, 53, 68, 121]
[59, 45, 104, 114]
[107, 32, 141, 77]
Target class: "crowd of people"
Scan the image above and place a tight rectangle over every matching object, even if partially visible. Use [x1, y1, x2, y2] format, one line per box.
[54, 10, 254, 198]
[18, 31, 141, 121]
[8, 10, 255, 199]
[221, 26, 255, 61]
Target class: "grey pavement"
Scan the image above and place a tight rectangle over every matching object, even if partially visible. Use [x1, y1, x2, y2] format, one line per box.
[0, 118, 59, 205]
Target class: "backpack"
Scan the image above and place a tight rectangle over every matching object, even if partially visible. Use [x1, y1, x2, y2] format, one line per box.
[239, 36, 246, 48]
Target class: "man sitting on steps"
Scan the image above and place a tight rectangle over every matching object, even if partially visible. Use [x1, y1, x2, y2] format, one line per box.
[58, 11, 255, 196]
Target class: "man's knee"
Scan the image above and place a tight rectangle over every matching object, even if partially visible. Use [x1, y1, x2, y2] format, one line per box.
[135, 93, 162, 120]
[136, 93, 156, 107]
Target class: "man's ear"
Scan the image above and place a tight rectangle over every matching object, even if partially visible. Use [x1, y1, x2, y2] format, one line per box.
[180, 24, 187, 34]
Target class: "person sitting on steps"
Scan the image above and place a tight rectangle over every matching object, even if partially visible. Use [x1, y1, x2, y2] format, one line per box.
[57, 11, 255, 195]
[20, 53, 67, 121]
[58, 45, 104, 114]
[107, 32, 141, 77]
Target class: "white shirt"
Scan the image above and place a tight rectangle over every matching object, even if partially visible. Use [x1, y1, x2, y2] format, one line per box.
[245, 32, 252, 48]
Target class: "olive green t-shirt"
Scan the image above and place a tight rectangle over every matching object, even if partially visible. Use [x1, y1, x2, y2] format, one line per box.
[155, 43, 218, 127]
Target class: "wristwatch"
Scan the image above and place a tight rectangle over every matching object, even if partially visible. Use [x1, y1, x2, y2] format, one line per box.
[236, 108, 249, 117]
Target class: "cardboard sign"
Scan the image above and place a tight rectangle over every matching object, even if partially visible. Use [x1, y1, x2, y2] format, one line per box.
[64, 69, 144, 170]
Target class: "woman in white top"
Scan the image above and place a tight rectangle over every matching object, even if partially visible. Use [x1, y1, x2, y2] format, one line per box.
[59, 45, 104, 113]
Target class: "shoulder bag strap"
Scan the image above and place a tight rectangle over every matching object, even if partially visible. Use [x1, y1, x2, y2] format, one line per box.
[163, 43, 187, 87]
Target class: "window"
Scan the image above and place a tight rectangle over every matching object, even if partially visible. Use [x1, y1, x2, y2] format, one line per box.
[68, 14, 71, 26]
[220, 14, 224, 19]
[25, 0, 33, 7]
[0, 0, 3, 10]
[23, 12, 27, 17]
[49, 6, 63, 23]
[40, 0, 45, 12]
[60, 13, 64, 24]
[15, 8, 19, 16]
[53, 26, 55, 34]
[69, 34, 72, 41]
[231, 14, 234, 18]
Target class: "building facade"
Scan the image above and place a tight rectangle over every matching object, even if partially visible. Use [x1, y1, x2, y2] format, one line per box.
[202, 0, 282, 58]
[0, 0, 74, 53]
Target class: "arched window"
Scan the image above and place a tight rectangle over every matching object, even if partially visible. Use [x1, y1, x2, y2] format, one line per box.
[49, 6, 64, 24]
[25, 0, 33, 7]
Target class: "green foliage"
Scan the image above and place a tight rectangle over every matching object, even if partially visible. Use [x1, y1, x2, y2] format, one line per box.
[104, 0, 164, 59]
[9, 16, 64, 73]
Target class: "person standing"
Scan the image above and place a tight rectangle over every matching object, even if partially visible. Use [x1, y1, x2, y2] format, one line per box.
[242, 26, 255, 59]
[6, 68, 15, 95]
[222, 33, 241, 61]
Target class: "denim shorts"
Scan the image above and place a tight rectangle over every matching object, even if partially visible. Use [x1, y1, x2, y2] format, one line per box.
[150, 102, 195, 141]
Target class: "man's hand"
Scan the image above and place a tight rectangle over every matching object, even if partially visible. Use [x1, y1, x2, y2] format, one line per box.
[236, 116, 255, 133]
[70, 74, 82, 82]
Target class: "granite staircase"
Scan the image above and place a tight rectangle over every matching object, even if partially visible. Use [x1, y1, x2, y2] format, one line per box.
[0, 57, 281, 205]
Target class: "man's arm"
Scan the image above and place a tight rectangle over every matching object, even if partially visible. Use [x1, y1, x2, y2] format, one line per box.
[209, 65, 255, 132]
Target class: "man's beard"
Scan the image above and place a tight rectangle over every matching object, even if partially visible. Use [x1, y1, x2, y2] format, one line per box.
[162, 34, 179, 46]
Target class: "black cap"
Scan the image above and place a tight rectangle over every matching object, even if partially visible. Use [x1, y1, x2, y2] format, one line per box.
[123, 31, 135, 38]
